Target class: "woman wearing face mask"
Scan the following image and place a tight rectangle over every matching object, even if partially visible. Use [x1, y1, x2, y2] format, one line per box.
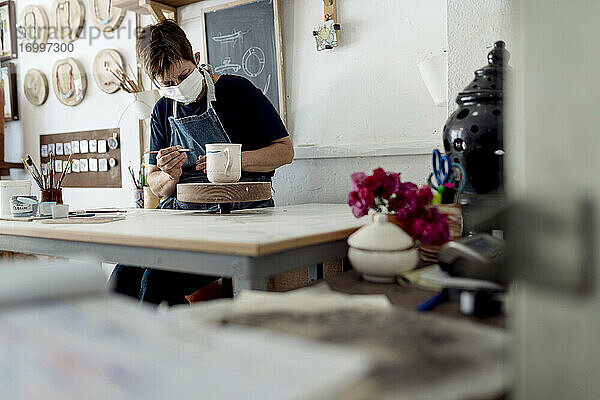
[109, 20, 293, 305]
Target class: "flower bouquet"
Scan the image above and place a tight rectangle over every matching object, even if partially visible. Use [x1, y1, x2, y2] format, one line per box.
[348, 168, 450, 261]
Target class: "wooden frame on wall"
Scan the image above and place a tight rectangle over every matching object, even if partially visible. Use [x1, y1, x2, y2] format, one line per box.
[2, 62, 18, 121]
[200, 0, 286, 124]
[0, 1, 17, 61]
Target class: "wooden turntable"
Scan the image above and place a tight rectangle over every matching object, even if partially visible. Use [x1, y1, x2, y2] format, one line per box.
[177, 182, 272, 214]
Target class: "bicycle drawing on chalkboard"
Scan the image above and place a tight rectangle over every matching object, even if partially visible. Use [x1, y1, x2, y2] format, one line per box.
[211, 30, 249, 47]
[212, 30, 269, 94]
[214, 57, 242, 74]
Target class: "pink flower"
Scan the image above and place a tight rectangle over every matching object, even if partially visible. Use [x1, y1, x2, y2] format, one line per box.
[382, 173, 401, 199]
[364, 173, 384, 193]
[348, 191, 361, 207]
[347, 184, 375, 218]
[351, 204, 369, 218]
[347, 170, 448, 245]
[351, 172, 367, 190]
[417, 185, 433, 205]
[400, 182, 418, 193]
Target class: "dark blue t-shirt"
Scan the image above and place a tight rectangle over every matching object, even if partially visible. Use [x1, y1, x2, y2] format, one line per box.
[149, 74, 288, 179]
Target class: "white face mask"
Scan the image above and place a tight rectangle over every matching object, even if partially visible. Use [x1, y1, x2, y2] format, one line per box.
[158, 67, 204, 103]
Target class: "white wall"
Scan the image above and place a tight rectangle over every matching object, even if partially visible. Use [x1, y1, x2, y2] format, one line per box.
[3, 3, 142, 209]
[5, 0, 448, 208]
[181, 0, 447, 147]
[180, 0, 447, 205]
[446, 0, 511, 113]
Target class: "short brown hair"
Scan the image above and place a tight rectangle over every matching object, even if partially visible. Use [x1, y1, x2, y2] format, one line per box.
[136, 19, 195, 81]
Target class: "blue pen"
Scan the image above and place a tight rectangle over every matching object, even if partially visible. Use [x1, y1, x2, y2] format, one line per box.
[416, 289, 449, 312]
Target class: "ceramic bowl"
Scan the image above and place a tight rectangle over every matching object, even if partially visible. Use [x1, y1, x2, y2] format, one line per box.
[348, 246, 419, 283]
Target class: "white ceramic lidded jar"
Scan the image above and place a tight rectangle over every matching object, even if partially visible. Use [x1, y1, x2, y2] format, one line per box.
[347, 213, 419, 283]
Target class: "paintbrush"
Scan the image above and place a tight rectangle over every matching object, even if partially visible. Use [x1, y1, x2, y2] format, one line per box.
[107, 68, 135, 93]
[57, 154, 73, 188]
[109, 52, 140, 92]
[22, 158, 43, 189]
[49, 153, 54, 189]
[128, 165, 140, 189]
[144, 149, 193, 154]
[25, 155, 43, 186]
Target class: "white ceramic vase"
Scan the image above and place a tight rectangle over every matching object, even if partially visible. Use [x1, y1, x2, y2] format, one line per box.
[347, 213, 419, 283]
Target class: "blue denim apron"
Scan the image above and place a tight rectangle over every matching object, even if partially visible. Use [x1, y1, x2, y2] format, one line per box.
[157, 67, 274, 210]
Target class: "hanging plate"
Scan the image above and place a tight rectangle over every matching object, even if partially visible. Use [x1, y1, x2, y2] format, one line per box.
[88, 0, 125, 32]
[50, 0, 85, 43]
[19, 5, 50, 48]
[24, 69, 49, 106]
[52, 57, 87, 106]
[93, 49, 124, 94]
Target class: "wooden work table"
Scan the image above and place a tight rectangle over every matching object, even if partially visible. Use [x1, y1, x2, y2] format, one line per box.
[0, 204, 366, 294]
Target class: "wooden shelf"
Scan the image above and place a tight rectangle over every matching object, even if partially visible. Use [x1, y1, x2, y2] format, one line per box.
[157, 0, 201, 7]
[0, 162, 24, 169]
[0, 161, 24, 176]
[113, 0, 177, 21]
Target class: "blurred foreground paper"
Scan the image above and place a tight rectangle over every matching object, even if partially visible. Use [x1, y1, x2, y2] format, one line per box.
[0, 260, 107, 306]
[0, 262, 371, 400]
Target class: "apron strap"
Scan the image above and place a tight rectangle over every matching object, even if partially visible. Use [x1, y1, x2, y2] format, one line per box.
[171, 67, 216, 119]
[201, 67, 217, 107]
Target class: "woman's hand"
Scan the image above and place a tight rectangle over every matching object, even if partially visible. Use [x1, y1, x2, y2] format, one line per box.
[195, 155, 206, 172]
[157, 145, 187, 180]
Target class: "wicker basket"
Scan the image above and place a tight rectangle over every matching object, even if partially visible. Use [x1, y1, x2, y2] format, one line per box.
[372, 205, 463, 264]
[420, 204, 463, 264]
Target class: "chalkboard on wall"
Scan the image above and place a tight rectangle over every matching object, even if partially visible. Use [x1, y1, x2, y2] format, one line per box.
[202, 0, 285, 122]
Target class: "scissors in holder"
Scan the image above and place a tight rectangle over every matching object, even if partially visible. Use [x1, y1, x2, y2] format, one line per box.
[431, 149, 452, 186]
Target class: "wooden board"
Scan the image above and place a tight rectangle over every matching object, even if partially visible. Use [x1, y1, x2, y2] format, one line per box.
[88, 0, 126, 32]
[93, 49, 123, 94]
[39, 128, 122, 188]
[155, 0, 198, 7]
[20, 5, 50, 47]
[24, 69, 49, 106]
[49, 0, 85, 43]
[177, 182, 272, 204]
[323, 0, 337, 21]
[201, 0, 286, 123]
[0, 161, 23, 176]
[0, 204, 367, 257]
[112, 0, 175, 21]
[2, 62, 18, 121]
[52, 57, 87, 106]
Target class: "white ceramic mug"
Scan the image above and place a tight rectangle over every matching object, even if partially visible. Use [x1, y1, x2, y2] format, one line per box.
[206, 143, 242, 183]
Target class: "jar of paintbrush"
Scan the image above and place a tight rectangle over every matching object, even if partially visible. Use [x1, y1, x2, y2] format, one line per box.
[22, 153, 73, 205]
[41, 188, 63, 204]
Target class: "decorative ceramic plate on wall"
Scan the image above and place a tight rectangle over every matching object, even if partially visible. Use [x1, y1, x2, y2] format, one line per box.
[19, 5, 49, 48]
[52, 57, 87, 106]
[88, 0, 125, 32]
[50, 0, 85, 43]
[24, 69, 49, 106]
[93, 48, 124, 94]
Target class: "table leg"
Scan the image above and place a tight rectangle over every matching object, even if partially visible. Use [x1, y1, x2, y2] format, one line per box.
[308, 263, 323, 283]
[342, 257, 352, 272]
[233, 275, 268, 296]
[218, 203, 232, 214]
